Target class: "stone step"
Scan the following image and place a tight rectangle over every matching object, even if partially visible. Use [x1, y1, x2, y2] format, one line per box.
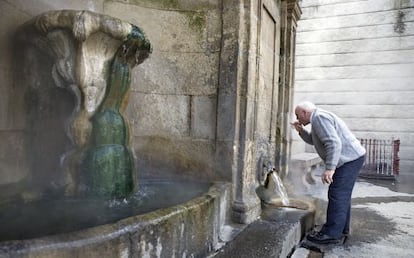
[210, 203, 315, 258]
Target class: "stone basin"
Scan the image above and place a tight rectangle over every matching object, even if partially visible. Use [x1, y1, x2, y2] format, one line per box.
[0, 181, 231, 257]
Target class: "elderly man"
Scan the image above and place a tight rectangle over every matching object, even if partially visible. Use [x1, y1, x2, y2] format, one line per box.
[292, 101, 366, 244]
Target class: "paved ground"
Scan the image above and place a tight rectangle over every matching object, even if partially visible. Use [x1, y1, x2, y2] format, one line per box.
[292, 172, 414, 258]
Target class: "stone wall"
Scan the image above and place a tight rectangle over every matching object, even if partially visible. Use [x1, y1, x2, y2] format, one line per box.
[108, 1, 223, 181]
[292, 0, 414, 175]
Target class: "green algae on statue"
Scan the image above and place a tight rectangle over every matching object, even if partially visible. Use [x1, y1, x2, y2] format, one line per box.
[80, 26, 151, 198]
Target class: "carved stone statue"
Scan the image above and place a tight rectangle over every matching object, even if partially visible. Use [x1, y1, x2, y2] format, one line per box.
[17, 10, 151, 198]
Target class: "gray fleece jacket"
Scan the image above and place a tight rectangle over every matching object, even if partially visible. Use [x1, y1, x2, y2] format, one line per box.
[299, 108, 366, 170]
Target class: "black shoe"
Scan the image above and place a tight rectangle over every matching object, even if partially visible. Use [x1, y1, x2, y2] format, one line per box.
[306, 231, 341, 244]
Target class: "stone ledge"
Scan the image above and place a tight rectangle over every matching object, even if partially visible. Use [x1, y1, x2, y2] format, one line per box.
[288, 153, 323, 191]
[291, 153, 322, 169]
[0, 182, 232, 258]
[210, 200, 316, 258]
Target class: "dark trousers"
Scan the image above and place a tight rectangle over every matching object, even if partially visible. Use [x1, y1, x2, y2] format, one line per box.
[321, 155, 365, 238]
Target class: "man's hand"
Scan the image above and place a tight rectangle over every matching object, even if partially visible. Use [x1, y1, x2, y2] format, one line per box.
[291, 121, 303, 133]
[322, 169, 335, 184]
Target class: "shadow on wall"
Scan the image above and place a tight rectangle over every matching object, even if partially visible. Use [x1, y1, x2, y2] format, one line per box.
[14, 41, 76, 195]
[135, 136, 224, 182]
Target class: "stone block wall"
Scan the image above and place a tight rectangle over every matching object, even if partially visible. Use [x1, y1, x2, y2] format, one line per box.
[108, 1, 224, 181]
[292, 0, 414, 175]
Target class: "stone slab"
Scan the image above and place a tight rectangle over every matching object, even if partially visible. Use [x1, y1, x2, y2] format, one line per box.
[298, 9, 414, 32]
[296, 35, 414, 55]
[296, 50, 414, 68]
[211, 204, 315, 258]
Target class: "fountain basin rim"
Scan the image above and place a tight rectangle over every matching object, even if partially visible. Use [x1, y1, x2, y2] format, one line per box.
[0, 181, 231, 256]
[262, 197, 315, 211]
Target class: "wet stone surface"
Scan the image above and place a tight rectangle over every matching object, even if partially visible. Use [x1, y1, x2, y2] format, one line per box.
[212, 204, 315, 258]
[292, 174, 414, 258]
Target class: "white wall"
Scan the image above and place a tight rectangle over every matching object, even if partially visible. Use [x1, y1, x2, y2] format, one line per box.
[292, 0, 414, 175]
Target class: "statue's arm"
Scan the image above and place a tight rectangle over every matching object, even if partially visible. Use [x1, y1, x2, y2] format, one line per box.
[34, 10, 132, 42]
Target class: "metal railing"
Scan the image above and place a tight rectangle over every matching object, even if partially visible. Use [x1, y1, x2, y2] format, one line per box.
[359, 138, 400, 179]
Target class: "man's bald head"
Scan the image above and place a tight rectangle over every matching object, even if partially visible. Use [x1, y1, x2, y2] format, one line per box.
[294, 101, 316, 126]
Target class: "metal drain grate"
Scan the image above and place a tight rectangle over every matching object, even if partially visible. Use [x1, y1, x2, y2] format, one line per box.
[358, 138, 400, 179]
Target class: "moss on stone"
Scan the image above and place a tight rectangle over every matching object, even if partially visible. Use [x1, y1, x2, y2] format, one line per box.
[112, 0, 215, 10]
[109, 0, 208, 35]
[121, 0, 179, 9]
[184, 11, 206, 35]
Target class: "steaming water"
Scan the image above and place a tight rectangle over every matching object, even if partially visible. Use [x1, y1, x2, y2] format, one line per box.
[0, 180, 210, 242]
[270, 172, 290, 206]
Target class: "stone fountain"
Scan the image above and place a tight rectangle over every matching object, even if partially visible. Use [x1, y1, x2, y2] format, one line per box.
[0, 1, 316, 257]
[0, 10, 231, 257]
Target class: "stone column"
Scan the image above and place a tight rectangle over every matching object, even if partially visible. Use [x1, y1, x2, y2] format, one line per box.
[218, 0, 301, 224]
[217, 0, 261, 224]
[279, 0, 302, 178]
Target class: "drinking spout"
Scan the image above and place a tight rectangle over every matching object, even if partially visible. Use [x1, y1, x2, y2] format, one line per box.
[264, 161, 276, 174]
[261, 161, 279, 189]
[256, 159, 290, 206]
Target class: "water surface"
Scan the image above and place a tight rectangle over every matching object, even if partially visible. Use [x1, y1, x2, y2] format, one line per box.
[0, 180, 210, 242]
